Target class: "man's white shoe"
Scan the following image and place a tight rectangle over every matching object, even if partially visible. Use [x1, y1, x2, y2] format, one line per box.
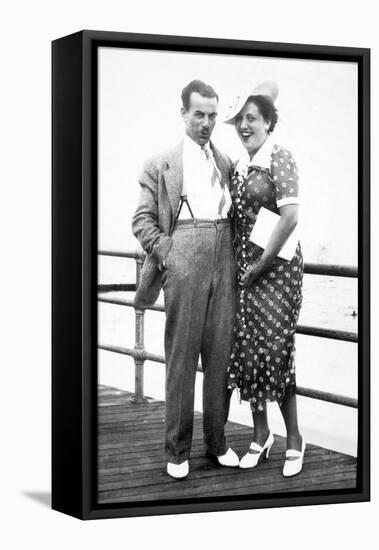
[167, 460, 189, 479]
[217, 448, 239, 467]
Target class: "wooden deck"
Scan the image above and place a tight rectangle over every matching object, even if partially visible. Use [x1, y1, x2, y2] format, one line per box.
[97, 385, 357, 504]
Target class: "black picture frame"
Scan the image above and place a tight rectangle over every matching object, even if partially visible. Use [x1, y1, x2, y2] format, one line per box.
[52, 30, 370, 520]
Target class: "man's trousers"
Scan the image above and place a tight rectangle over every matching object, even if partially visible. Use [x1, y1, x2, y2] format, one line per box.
[161, 218, 236, 464]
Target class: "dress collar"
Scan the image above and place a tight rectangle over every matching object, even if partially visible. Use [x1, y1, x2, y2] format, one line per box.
[248, 135, 274, 170]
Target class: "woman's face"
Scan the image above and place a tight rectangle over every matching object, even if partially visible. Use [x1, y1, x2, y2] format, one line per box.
[235, 100, 269, 157]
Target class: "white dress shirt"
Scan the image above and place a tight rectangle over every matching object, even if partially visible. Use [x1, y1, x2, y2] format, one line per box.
[180, 135, 232, 220]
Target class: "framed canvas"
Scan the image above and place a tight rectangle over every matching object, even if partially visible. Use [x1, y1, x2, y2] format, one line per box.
[52, 30, 370, 519]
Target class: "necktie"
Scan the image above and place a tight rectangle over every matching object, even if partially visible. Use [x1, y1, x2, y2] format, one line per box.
[201, 146, 226, 216]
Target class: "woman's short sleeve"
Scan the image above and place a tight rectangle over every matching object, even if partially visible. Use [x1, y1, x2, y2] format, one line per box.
[271, 145, 299, 208]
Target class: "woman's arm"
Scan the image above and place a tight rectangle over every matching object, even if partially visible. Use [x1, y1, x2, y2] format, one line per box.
[240, 204, 299, 287]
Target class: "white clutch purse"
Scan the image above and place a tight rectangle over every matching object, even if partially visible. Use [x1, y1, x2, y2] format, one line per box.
[249, 207, 299, 261]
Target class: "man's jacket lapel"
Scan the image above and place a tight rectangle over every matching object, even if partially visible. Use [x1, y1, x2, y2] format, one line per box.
[211, 143, 231, 190]
[164, 142, 183, 226]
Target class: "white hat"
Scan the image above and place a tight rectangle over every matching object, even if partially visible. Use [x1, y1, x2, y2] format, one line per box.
[223, 80, 279, 125]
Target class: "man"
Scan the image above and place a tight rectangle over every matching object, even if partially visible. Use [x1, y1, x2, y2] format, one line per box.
[132, 80, 238, 479]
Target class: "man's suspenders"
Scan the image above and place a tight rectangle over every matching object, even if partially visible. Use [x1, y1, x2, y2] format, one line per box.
[175, 195, 195, 222]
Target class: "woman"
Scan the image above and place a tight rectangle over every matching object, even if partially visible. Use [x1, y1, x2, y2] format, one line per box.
[224, 81, 305, 477]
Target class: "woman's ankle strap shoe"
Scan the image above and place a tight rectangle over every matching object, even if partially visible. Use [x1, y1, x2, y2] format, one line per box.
[239, 432, 274, 469]
[282, 437, 306, 477]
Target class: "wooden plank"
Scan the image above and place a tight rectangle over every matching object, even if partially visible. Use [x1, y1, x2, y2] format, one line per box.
[98, 433, 342, 460]
[98, 452, 356, 484]
[98, 457, 356, 492]
[98, 452, 355, 480]
[98, 466, 358, 503]
[98, 444, 346, 470]
[98, 466, 356, 499]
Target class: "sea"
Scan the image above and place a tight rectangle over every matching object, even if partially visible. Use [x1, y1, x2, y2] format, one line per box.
[98, 258, 358, 457]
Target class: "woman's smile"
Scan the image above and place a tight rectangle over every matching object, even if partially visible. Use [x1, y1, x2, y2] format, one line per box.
[235, 101, 269, 157]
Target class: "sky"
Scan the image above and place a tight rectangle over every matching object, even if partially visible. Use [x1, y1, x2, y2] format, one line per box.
[98, 46, 358, 266]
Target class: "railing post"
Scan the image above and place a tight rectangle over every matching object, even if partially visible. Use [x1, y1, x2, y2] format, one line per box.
[131, 254, 148, 403]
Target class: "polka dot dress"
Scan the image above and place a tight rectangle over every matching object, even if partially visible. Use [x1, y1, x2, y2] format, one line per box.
[227, 144, 304, 412]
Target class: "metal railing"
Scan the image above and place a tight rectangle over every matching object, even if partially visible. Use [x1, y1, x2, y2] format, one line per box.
[98, 249, 358, 409]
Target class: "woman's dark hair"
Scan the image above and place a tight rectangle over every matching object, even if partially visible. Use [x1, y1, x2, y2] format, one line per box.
[181, 80, 219, 111]
[247, 94, 278, 133]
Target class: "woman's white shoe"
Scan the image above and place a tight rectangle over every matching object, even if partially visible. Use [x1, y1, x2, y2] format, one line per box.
[239, 432, 274, 469]
[282, 437, 306, 477]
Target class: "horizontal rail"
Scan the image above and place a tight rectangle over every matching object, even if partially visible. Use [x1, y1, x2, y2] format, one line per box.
[296, 386, 357, 409]
[98, 284, 136, 292]
[296, 324, 357, 343]
[99, 344, 357, 409]
[98, 250, 357, 278]
[98, 295, 165, 312]
[99, 344, 165, 364]
[98, 295, 357, 342]
[98, 249, 144, 260]
[303, 263, 357, 278]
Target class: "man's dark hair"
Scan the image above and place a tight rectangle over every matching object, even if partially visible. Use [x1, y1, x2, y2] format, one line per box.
[181, 80, 219, 111]
[247, 95, 279, 133]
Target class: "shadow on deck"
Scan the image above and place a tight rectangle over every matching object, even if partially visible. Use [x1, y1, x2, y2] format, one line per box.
[97, 385, 357, 504]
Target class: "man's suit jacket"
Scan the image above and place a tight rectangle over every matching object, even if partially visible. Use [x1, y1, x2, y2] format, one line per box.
[132, 140, 232, 307]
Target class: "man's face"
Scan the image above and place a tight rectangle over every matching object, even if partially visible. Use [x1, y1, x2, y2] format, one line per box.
[181, 92, 218, 146]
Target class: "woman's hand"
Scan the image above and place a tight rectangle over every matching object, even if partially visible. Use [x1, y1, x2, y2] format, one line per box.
[239, 261, 264, 287]
[239, 205, 299, 288]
